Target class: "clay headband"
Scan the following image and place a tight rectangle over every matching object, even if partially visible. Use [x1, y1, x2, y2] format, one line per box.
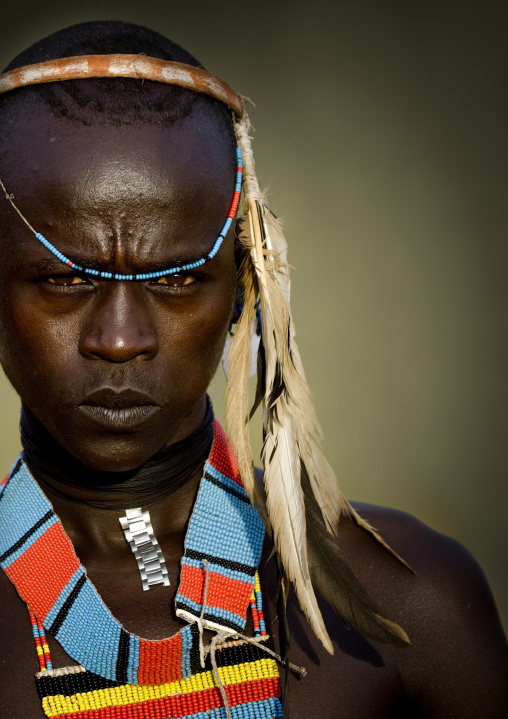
[0, 54, 244, 117]
[0, 54, 245, 280]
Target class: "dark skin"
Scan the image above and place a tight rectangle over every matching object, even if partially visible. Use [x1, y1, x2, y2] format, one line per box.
[0, 107, 506, 718]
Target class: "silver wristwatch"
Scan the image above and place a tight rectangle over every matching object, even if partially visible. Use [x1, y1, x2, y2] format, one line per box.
[119, 508, 170, 591]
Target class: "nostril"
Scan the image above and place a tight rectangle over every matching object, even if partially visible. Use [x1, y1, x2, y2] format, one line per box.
[82, 324, 159, 362]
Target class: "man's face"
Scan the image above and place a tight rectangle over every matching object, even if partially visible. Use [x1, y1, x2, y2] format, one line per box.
[0, 107, 238, 471]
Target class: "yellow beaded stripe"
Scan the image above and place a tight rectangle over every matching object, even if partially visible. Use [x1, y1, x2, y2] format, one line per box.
[41, 657, 279, 716]
[254, 574, 262, 594]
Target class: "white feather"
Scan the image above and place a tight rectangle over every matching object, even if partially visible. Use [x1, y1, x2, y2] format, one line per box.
[263, 403, 333, 653]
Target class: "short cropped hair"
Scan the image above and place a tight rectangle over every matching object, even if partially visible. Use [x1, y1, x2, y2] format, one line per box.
[0, 20, 235, 147]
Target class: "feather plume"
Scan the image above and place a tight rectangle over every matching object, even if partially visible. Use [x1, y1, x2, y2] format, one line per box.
[263, 401, 333, 653]
[233, 116, 332, 650]
[250, 198, 344, 535]
[302, 466, 410, 646]
[232, 113, 411, 653]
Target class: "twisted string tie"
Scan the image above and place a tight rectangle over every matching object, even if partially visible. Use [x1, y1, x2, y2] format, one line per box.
[192, 559, 306, 719]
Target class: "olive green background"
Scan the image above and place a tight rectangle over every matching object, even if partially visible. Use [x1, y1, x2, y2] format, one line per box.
[1, 1, 506, 628]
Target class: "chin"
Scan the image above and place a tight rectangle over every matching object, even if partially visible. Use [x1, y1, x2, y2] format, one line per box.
[65, 433, 168, 472]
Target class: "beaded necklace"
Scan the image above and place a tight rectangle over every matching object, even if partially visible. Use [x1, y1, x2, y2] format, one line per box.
[0, 422, 283, 718]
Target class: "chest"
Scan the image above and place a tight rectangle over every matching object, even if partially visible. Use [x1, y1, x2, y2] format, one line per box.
[0, 541, 405, 719]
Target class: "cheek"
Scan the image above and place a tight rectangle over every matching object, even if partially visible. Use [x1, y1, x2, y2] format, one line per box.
[157, 281, 235, 387]
[0, 290, 77, 401]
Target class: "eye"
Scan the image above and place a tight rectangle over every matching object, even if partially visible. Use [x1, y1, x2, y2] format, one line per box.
[155, 274, 196, 287]
[46, 275, 89, 286]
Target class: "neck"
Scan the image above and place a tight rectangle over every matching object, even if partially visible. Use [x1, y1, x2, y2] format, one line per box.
[20, 399, 214, 511]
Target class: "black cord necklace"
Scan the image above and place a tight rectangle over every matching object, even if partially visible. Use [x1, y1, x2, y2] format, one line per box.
[20, 399, 214, 510]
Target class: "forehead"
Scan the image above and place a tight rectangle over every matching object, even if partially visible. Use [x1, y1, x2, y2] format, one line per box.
[1, 105, 234, 199]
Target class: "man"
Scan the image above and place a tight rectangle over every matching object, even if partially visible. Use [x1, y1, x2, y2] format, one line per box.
[0, 20, 506, 719]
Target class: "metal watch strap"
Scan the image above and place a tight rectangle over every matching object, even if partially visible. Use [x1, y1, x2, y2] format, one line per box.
[119, 508, 170, 591]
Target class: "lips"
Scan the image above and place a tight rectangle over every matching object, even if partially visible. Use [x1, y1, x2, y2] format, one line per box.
[78, 388, 161, 430]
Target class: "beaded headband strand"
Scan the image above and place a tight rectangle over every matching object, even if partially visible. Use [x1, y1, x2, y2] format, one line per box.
[0, 149, 242, 281]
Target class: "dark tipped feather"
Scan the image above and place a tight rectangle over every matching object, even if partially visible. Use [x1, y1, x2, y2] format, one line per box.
[250, 341, 266, 420]
[302, 467, 410, 647]
[267, 358, 285, 409]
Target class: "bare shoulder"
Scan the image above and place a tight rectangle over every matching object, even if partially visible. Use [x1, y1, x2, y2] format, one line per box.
[349, 500, 492, 580]
[339, 502, 508, 714]
[261, 501, 508, 717]
[345, 500, 506, 640]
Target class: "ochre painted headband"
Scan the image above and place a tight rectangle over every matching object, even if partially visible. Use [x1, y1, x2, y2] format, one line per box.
[0, 54, 244, 117]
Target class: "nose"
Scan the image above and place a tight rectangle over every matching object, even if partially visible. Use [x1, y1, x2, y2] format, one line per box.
[80, 283, 158, 362]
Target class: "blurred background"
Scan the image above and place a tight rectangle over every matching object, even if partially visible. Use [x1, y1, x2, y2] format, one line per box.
[0, 0, 506, 627]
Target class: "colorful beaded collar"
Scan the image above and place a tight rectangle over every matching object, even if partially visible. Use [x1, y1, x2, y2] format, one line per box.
[0, 421, 265, 686]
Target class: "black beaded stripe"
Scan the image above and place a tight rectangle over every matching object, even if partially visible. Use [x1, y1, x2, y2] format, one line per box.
[188, 622, 202, 676]
[175, 601, 242, 632]
[0, 509, 54, 562]
[184, 548, 256, 577]
[204, 472, 250, 504]
[190, 640, 271, 674]
[36, 670, 120, 699]
[48, 574, 87, 635]
[0, 457, 22, 505]
[35, 640, 272, 700]
[10, 457, 23, 481]
[213, 639, 270, 668]
[116, 628, 131, 684]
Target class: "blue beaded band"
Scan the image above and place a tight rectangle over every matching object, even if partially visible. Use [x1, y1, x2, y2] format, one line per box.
[4, 148, 243, 281]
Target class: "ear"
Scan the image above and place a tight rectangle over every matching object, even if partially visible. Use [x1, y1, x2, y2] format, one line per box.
[230, 285, 244, 327]
[230, 301, 243, 327]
